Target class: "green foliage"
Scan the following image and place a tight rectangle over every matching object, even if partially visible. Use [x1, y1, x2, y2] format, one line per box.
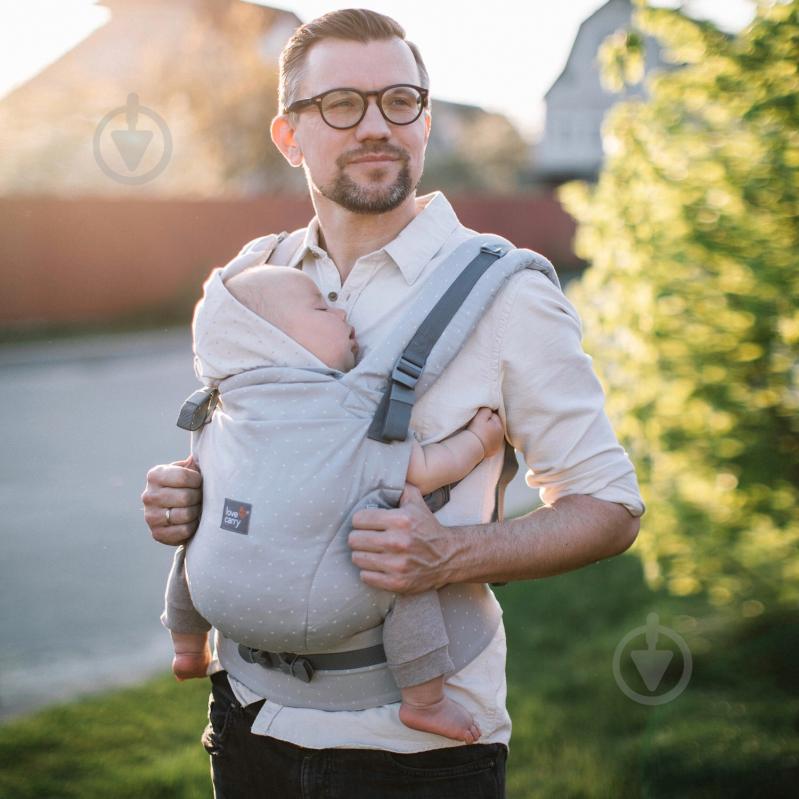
[598, 29, 646, 92]
[500, 560, 799, 798]
[0, 675, 210, 799]
[560, 1, 799, 609]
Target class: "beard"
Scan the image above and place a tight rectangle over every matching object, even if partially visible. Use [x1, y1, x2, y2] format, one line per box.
[313, 144, 419, 214]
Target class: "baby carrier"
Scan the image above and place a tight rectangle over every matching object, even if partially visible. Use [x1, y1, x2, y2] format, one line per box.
[177, 232, 560, 710]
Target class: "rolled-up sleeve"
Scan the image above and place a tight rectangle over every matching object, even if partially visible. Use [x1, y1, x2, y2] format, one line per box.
[498, 270, 645, 517]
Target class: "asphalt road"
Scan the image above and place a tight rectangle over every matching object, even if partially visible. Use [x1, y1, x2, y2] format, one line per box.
[0, 329, 196, 720]
[0, 329, 538, 720]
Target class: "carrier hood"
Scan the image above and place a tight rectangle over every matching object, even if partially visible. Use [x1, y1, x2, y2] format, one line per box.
[192, 265, 327, 386]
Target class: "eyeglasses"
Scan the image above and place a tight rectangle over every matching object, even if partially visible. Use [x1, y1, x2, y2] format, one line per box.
[285, 84, 429, 130]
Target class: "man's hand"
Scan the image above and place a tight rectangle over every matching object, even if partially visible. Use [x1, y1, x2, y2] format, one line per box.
[348, 484, 454, 594]
[141, 456, 202, 545]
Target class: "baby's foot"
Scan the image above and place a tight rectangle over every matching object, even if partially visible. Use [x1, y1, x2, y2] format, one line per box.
[171, 632, 212, 681]
[399, 695, 482, 743]
[172, 650, 211, 681]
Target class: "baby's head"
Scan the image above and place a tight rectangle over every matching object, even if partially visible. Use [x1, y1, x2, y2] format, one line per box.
[225, 265, 358, 372]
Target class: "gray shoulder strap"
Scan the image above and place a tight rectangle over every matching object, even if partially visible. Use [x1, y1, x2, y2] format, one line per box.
[365, 237, 560, 543]
[366, 239, 561, 444]
[367, 243, 508, 443]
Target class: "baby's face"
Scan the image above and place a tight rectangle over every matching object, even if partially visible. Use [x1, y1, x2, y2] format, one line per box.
[279, 276, 358, 372]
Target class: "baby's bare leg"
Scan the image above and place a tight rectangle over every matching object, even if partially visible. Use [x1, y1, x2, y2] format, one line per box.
[384, 592, 479, 742]
[398, 676, 482, 743]
[171, 631, 212, 681]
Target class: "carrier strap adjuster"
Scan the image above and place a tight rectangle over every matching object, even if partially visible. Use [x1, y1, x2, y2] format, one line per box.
[239, 645, 315, 682]
[176, 386, 219, 431]
[390, 356, 423, 389]
[238, 642, 388, 683]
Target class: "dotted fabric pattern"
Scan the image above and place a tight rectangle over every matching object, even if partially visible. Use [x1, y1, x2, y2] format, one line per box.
[184, 234, 559, 709]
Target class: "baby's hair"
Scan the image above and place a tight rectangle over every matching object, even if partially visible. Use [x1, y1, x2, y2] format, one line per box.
[225, 265, 315, 324]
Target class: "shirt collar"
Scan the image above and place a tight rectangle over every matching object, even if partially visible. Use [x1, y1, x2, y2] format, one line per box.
[287, 216, 326, 269]
[383, 192, 461, 284]
[287, 191, 461, 285]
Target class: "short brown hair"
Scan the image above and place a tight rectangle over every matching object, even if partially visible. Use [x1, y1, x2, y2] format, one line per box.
[279, 8, 430, 113]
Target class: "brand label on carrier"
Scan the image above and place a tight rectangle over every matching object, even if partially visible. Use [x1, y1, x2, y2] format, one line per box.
[221, 499, 252, 534]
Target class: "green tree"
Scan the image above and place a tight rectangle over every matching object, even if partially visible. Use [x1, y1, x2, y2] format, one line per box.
[156, 2, 304, 193]
[560, 0, 799, 610]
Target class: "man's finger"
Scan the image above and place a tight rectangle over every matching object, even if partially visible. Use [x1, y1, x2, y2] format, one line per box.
[348, 530, 389, 553]
[150, 522, 198, 546]
[145, 485, 202, 510]
[175, 455, 202, 474]
[153, 463, 203, 489]
[358, 569, 396, 592]
[399, 483, 425, 506]
[351, 507, 393, 530]
[144, 504, 201, 529]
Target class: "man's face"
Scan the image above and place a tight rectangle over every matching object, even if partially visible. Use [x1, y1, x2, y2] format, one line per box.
[284, 37, 431, 214]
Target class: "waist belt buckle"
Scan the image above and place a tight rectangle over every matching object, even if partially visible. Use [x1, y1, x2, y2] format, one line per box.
[238, 644, 315, 682]
[278, 652, 314, 683]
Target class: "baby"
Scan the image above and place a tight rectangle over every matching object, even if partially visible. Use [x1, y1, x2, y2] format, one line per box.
[164, 265, 504, 743]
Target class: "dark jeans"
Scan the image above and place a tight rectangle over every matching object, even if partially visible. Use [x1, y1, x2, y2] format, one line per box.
[202, 671, 507, 798]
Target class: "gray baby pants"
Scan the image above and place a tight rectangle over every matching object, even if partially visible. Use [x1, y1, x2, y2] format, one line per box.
[163, 547, 454, 689]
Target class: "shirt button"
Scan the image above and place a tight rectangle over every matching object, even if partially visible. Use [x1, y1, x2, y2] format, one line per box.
[327, 291, 338, 302]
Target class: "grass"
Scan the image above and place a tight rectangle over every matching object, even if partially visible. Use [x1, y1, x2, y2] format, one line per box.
[501, 555, 799, 798]
[1, 553, 797, 798]
[0, 676, 211, 799]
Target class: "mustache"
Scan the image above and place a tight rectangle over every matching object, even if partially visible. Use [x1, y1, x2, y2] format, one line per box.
[337, 143, 410, 168]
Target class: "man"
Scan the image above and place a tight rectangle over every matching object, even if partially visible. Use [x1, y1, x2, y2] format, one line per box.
[142, 9, 644, 797]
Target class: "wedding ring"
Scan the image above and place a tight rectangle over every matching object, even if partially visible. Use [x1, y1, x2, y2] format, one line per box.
[165, 507, 172, 525]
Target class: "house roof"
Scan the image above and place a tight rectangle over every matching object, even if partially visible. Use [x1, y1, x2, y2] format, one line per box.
[544, 0, 631, 100]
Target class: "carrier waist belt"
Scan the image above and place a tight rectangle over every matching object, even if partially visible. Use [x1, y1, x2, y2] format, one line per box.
[238, 643, 387, 683]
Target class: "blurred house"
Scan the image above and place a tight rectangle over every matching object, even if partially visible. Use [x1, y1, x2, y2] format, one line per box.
[0, 0, 304, 196]
[534, 0, 674, 183]
[421, 99, 530, 194]
[0, 0, 529, 197]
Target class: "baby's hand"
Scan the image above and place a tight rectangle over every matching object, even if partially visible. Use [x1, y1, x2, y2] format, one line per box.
[467, 408, 504, 458]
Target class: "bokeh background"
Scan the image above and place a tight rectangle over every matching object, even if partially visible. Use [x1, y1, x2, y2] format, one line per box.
[1, 1, 797, 797]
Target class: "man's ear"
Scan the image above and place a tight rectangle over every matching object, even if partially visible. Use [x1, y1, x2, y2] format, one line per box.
[423, 108, 432, 146]
[271, 114, 304, 167]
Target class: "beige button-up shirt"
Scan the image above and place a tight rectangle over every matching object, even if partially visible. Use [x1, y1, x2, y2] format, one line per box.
[222, 191, 644, 752]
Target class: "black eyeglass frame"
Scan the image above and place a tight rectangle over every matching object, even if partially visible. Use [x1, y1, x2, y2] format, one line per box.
[285, 84, 430, 129]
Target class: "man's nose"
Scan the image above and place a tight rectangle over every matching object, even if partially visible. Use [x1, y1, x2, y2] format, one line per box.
[354, 97, 391, 140]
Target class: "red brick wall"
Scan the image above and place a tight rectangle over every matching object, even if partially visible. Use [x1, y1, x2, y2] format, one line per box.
[0, 194, 577, 326]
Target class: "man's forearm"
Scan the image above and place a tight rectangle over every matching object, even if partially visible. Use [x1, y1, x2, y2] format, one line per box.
[443, 495, 640, 586]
